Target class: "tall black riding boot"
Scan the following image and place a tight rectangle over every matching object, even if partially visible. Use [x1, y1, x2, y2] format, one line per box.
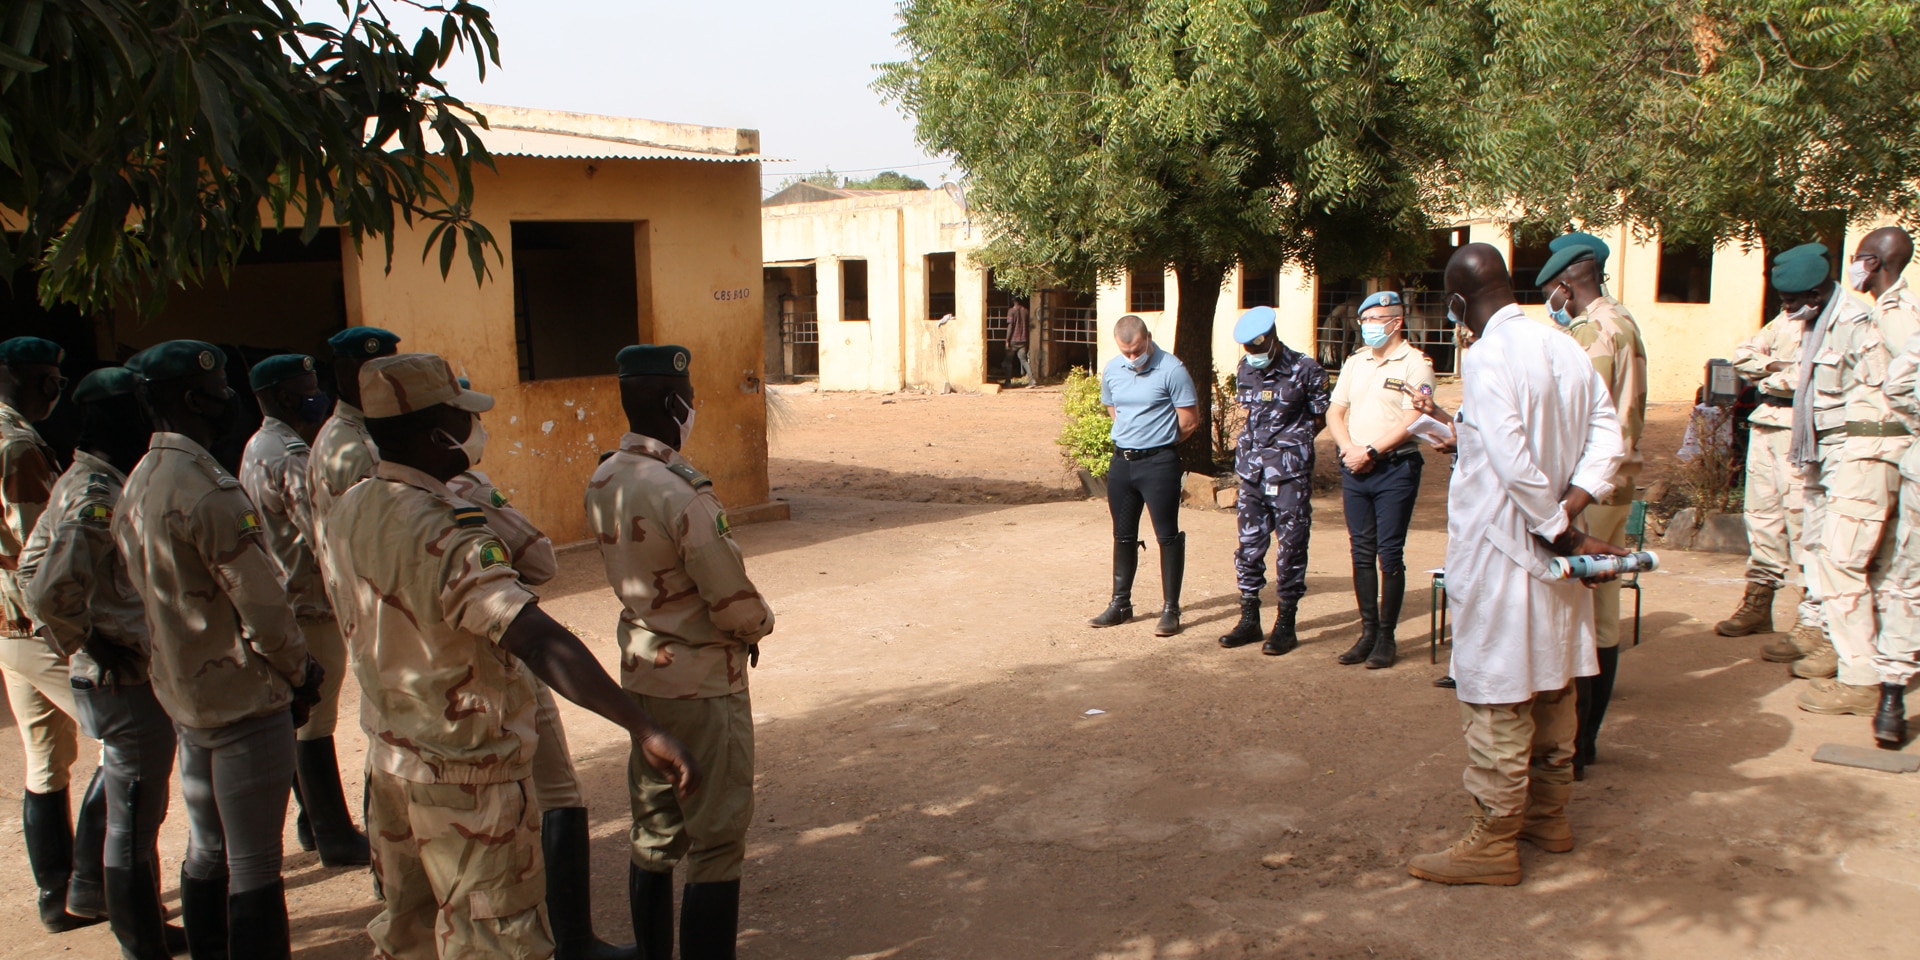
[1337, 565, 1380, 665]
[178, 866, 229, 960]
[227, 880, 290, 960]
[294, 736, 371, 867]
[1366, 569, 1404, 669]
[24, 787, 103, 933]
[291, 774, 315, 852]
[679, 880, 740, 960]
[1262, 598, 1299, 656]
[1873, 683, 1908, 748]
[1574, 645, 1621, 772]
[1089, 539, 1140, 627]
[68, 766, 109, 919]
[104, 860, 172, 960]
[544, 807, 638, 960]
[628, 864, 675, 960]
[1218, 593, 1263, 648]
[1154, 532, 1185, 637]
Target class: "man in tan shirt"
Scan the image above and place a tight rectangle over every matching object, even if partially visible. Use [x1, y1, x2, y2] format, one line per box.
[329, 353, 696, 960]
[587, 344, 774, 960]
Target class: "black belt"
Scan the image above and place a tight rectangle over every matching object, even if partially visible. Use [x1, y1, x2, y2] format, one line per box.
[1760, 394, 1793, 408]
[1379, 447, 1423, 464]
[1117, 444, 1175, 461]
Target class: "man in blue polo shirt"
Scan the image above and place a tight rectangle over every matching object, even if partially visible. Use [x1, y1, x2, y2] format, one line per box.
[1090, 315, 1199, 637]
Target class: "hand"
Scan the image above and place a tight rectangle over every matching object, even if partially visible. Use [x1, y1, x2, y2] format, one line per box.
[1405, 390, 1445, 420]
[638, 730, 702, 799]
[81, 630, 136, 685]
[290, 655, 326, 730]
[1340, 446, 1373, 472]
[748, 644, 760, 668]
[1433, 439, 1456, 456]
[1549, 530, 1630, 561]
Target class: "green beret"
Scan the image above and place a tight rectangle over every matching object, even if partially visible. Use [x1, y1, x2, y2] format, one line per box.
[0, 337, 65, 367]
[1770, 253, 1830, 293]
[326, 327, 401, 359]
[1536, 243, 1598, 286]
[616, 344, 691, 378]
[1549, 231, 1611, 264]
[72, 367, 138, 403]
[1773, 242, 1826, 265]
[128, 340, 226, 382]
[249, 354, 317, 392]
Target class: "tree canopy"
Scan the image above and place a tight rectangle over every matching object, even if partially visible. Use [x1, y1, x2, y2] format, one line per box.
[844, 170, 931, 190]
[0, 0, 501, 313]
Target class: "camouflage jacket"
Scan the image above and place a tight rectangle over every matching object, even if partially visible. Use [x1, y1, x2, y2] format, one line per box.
[18, 451, 150, 685]
[1812, 281, 1920, 466]
[447, 471, 557, 586]
[241, 417, 330, 620]
[1235, 344, 1330, 484]
[1567, 296, 1648, 492]
[0, 401, 58, 637]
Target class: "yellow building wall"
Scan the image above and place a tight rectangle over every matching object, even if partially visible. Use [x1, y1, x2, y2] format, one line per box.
[1094, 264, 1315, 387]
[350, 155, 769, 544]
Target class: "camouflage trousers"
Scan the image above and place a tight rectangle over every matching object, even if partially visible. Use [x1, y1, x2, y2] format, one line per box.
[367, 770, 553, 960]
[1807, 449, 1902, 689]
[1883, 472, 1920, 684]
[1234, 473, 1312, 599]
[629, 689, 755, 883]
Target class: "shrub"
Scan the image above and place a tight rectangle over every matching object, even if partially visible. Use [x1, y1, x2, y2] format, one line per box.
[1057, 367, 1115, 478]
[1211, 371, 1245, 471]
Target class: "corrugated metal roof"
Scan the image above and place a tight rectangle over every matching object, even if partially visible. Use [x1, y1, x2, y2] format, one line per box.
[477, 125, 760, 163]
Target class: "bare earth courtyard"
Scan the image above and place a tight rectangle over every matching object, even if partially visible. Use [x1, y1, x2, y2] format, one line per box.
[3, 387, 1916, 959]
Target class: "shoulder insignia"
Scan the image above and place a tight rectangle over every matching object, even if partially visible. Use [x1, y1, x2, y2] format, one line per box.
[1383, 377, 1406, 393]
[489, 488, 510, 509]
[478, 540, 511, 568]
[452, 505, 487, 528]
[667, 462, 713, 489]
[715, 510, 732, 537]
[238, 510, 263, 536]
[283, 438, 310, 453]
[76, 502, 113, 527]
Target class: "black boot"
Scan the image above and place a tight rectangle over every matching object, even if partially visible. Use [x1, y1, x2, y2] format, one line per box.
[1366, 570, 1404, 669]
[1573, 645, 1621, 773]
[23, 788, 104, 933]
[1089, 539, 1139, 627]
[68, 767, 108, 920]
[1262, 599, 1299, 656]
[1154, 533, 1184, 637]
[291, 775, 315, 853]
[227, 880, 290, 960]
[544, 808, 638, 960]
[628, 864, 675, 960]
[104, 863, 172, 960]
[1337, 564, 1380, 665]
[1874, 683, 1908, 748]
[178, 867, 229, 960]
[1218, 593, 1262, 648]
[294, 737, 371, 867]
[679, 880, 740, 960]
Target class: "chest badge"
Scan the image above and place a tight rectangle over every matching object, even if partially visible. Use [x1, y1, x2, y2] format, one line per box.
[1259, 390, 1275, 403]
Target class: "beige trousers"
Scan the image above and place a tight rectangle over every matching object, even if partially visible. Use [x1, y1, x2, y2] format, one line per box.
[1879, 474, 1920, 684]
[1744, 425, 1807, 591]
[1460, 686, 1577, 818]
[0, 634, 81, 793]
[1585, 493, 1635, 650]
[1807, 449, 1901, 688]
[294, 619, 346, 741]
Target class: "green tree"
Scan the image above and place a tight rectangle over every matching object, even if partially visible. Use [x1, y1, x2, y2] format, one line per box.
[879, 1, 1479, 471]
[775, 168, 842, 191]
[843, 170, 930, 190]
[0, 1, 501, 313]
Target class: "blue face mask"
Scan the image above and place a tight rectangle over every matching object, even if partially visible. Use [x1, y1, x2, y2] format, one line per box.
[1360, 322, 1391, 349]
[1547, 284, 1574, 327]
[1246, 349, 1273, 370]
[297, 392, 333, 425]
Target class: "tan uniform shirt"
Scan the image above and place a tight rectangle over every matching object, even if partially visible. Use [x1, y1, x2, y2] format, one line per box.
[585, 433, 773, 700]
[1733, 309, 1807, 429]
[1329, 340, 1435, 454]
[309, 401, 376, 522]
[1872, 283, 1920, 477]
[327, 460, 540, 785]
[241, 417, 330, 621]
[1567, 296, 1648, 491]
[1805, 293, 1876, 436]
[0, 402, 57, 637]
[1814, 283, 1920, 465]
[18, 452, 149, 685]
[114, 433, 309, 728]
[447, 471, 557, 586]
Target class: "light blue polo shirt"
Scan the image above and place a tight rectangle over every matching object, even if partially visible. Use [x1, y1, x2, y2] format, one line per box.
[1101, 345, 1199, 450]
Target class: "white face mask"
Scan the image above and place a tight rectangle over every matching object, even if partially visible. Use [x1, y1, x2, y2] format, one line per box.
[1127, 346, 1153, 372]
[669, 396, 696, 448]
[435, 415, 487, 469]
[1787, 302, 1820, 322]
[1847, 258, 1872, 292]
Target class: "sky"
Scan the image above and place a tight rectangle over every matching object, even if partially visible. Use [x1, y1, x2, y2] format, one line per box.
[365, 1, 952, 195]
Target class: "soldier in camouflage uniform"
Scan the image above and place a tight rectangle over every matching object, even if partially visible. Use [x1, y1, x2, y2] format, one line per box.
[329, 353, 696, 960]
[586, 344, 775, 960]
[0, 336, 109, 934]
[115, 341, 325, 960]
[1881, 237, 1920, 746]
[19, 366, 187, 958]
[242, 353, 371, 867]
[1221, 308, 1330, 657]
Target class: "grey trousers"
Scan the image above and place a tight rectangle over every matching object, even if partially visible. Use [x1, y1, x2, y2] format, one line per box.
[71, 680, 176, 870]
[176, 710, 294, 893]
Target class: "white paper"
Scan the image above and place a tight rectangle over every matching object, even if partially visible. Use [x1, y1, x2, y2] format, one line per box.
[1407, 414, 1454, 448]
[1083, 709, 1106, 716]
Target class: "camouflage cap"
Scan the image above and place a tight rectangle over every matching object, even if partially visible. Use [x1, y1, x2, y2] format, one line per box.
[128, 340, 226, 382]
[248, 353, 317, 392]
[359, 353, 493, 419]
[72, 367, 139, 403]
[327, 326, 402, 359]
[616, 344, 692, 378]
[0, 336, 65, 367]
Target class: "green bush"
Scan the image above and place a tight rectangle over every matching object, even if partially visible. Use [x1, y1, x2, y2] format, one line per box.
[1056, 367, 1115, 478]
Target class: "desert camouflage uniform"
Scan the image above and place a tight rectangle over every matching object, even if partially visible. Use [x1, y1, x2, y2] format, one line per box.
[1797, 293, 1874, 645]
[1233, 343, 1330, 599]
[1875, 285, 1920, 685]
[1733, 309, 1815, 612]
[328, 459, 550, 959]
[19, 451, 151, 686]
[242, 416, 346, 739]
[308, 400, 376, 632]
[586, 432, 773, 882]
[1568, 296, 1648, 648]
[0, 401, 81, 792]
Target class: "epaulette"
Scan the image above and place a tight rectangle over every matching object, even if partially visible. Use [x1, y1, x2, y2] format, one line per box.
[283, 437, 310, 454]
[452, 505, 487, 528]
[85, 474, 111, 498]
[667, 462, 712, 489]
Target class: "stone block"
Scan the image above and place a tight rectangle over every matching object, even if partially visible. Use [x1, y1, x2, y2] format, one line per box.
[1215, 485, 1238, 510]
[978, 383, 1001, 396]
[1693, 512, 1750, 555]
[1664, 507, 1700, 551]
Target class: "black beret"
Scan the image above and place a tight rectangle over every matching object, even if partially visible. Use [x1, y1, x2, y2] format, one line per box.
[249, 354, 317, 392]
[128, 340, 226, 382]
[72, 367, 138, 403]
[326, 327, 401, 359]
[616, 344, 691, 378]
[0, 337, 65, 367]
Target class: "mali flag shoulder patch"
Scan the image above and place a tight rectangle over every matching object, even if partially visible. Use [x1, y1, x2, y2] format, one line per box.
[489, 488, 510, 509]
[238, 510, 263, 536]
[478, 540, 511, 569]
[715, 510, 732, 537]
[77, 502, 113, 527]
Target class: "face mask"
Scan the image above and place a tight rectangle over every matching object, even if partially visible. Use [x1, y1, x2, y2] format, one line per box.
[435, 415, 487, 469]
[669, 396, 696, 448]
[1446, 293, 1466, 329]
[1787, 302, 1820, 322]
[1246, 347, 1274, 370]
[1127, 348, 1153, 372]
[1546, 284, 1574, 327]
[1848, 259, 1873, 292]
[297, 393, 332, 425]
[1360, 322, 1391, 348]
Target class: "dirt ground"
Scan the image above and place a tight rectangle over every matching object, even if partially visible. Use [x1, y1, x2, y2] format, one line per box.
[4, 385, 1917, 960]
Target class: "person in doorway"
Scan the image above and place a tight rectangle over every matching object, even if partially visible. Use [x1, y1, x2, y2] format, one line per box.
[1002, 298, 1032, 386]
[1089, 316, 1199, 636]
[1216, 306, 1330, 656]
[1322, 291, 1433, 670]
[1408, 244, 1625, 887]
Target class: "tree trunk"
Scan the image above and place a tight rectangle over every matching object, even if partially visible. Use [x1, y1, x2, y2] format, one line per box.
[1171, 261, 1229, 475]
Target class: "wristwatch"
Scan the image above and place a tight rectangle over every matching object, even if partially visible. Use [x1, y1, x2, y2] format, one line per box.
[1364, 445, 1380, 462]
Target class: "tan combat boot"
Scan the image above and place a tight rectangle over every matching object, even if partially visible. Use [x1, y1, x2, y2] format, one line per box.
[1761, 620, 1820, 663]
[1409, 803, 1524, 886]
[1517, 781, 1574, 853]
[1796, 678, 1879, 715]
[1715, 583, 1775, 637]
[1790, 628, 1839, 679]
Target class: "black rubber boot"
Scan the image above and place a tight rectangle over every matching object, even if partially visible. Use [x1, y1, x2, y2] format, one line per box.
[1218, 593, 1263, 648]
[1337, 564, 1380, 665]
[628, 864, 675, 960]
[679, 880, 740, 960]
[104, 863, 172, 960]
[178, 867, 229, 960]
[1573, 645, 1621, 773]
[1874, 683, 1908, 748]
[24, 788, 103, 933]
[1262, 599, 1299, 656]
[227, 880, 290, 960]
[1089, 539, 1140, 627]
[294, 737, 371, 867]
[1154, 532, 1184, 637]
[544, 808, 638, 960]
[68, 767, 109, 920]
[291, 775, 315, 853]
[1366, 570, 1404, 669]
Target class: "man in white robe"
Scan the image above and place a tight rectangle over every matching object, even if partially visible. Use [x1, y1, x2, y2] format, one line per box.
[1409, 243, 1626, 886]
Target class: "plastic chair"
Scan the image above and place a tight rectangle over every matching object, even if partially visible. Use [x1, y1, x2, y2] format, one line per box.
[1622, 500, 1647, 646]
